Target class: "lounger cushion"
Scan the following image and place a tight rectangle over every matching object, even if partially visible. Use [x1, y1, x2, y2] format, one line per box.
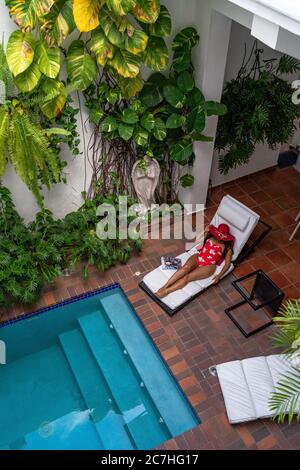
[216, 354, 299, 424]
[210, 195, 260, 262]
[142, 195, 260, 312]
[217, 203, 250, 232]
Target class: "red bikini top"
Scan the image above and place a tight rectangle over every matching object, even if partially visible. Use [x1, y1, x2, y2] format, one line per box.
[197, 238, 224, 267]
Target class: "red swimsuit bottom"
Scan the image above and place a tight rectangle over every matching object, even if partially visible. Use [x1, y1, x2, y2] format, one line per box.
[197, 238, 224, 267]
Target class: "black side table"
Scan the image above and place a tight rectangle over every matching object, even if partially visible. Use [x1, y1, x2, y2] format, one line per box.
[225, 270, 285, 338]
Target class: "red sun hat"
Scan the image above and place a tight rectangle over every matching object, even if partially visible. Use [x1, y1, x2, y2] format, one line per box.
[209, 223, 235, 242]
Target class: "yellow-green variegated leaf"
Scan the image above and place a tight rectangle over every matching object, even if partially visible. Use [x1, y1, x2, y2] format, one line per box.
[67, 40, 97, 91]
[143, 36, 168, 71]
[14, 61, 41, 92]
[73, 0, 103, 32]
[6, 0, 54, 31]
[6, 30, 36, 76]
[110, 68, 144, 98]
[40, 0, 76, 46]
[35, 41, 60, 78]
[91, 28, 115, 66]
[0, 107, 9, 176]
[107, 0, 136, 16]
[133, 0, 160, 24]
[39, 79, 67, 119]
[148, 5, 171, 37]
[109, 49, 140, 78]
[125, 29, 148, 54]
[100, 8, 125, 47]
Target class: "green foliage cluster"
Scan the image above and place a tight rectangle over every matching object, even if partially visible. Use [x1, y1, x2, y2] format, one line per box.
[0, 186, 143, 308]
[87, 27, 226, 191]
[270, 300, 300, 424]
[216, 52, 300, 174]
[5, 0, 172, 99]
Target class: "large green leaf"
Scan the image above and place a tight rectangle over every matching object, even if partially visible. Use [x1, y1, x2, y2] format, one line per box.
[14, 61, 41, 92]
[39, 79, 67, 119]
[125, 29, 148, 55]
[40, 0, 76, 46]
[73, 0, 102, 32]
[6, 0, 54, 30]
[67, 40, 97, 91]
[0, 107, 8, 176]
[139, 72, 166, 107]
[172, 27, 200, 51]
[177, 71, 194, 93]
[143, 36, 168, 72]
[187, 106, 206, 133]
[101, 116, 118, 132]
[109, 49, 140, 78]
[170, 140, 193, 165]
[6, 30, 36, 76]
[172, 48, 192, 73]
[163, 85, 185, 109]
[153, 117, 166, 141]
[166, 113, 185, 129]
[133, 126, 149, 146]
[35, 41, 60, 79]
[91, 28, 115, 66]
[107, 0, 136, 16]
[116, 74, 144, 99]
[180, 174, 194, 188]
[204, 101, 227, 116]
[118, 123, 134, 141]
[148, 5, 171, 37]
[121, 109, 139, 124]
[141, 112, 155, 131]
[186, 87, 205, 108]
[133, 0, 160, 24]
[100, 8, 125, 47]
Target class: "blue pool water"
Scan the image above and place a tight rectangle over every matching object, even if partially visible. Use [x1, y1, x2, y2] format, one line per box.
[0, 285, 199, 450]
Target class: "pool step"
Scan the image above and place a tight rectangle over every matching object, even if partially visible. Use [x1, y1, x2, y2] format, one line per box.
[79, 311, 170, 450]
[100, 293, 199, 437]
[59, 328, 135, 450]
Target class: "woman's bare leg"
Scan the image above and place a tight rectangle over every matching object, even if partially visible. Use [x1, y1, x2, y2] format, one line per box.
[159, 265, 216, 297]
[156, 255, 198, 297]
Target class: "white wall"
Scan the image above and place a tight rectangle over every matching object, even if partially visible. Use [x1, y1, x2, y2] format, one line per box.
[210, 21, 300, 187]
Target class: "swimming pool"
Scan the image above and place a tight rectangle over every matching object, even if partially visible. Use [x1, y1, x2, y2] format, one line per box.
[0, 284, 199, 450]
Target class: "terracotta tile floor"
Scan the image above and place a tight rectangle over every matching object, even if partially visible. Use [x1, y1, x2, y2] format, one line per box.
[0, 166, 299, 450]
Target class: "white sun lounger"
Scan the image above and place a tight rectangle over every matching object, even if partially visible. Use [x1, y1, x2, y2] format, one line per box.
[140, 195, 271, 316]
[216, 354, 300, 424]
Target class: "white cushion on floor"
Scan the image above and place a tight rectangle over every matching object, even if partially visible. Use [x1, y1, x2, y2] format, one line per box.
[217, 354, 299, 424]
[216, 360, 257, 424]
[241, 357, 275, 419]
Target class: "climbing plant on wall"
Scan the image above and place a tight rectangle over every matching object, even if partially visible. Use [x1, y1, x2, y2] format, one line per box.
[3, 1, 226, 206]
[86, 27, 227, 202]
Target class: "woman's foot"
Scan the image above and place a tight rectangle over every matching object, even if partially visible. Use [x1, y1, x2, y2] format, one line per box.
[156, 287, 168, 298]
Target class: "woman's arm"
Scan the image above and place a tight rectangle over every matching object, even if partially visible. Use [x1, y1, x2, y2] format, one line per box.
[212, 249, 233, 285]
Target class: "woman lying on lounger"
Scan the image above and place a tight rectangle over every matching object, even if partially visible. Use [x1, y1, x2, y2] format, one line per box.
[156, 224, 235, 298]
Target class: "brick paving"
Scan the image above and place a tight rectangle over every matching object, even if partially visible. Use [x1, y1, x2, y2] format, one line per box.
[0, 167, 299, 450]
